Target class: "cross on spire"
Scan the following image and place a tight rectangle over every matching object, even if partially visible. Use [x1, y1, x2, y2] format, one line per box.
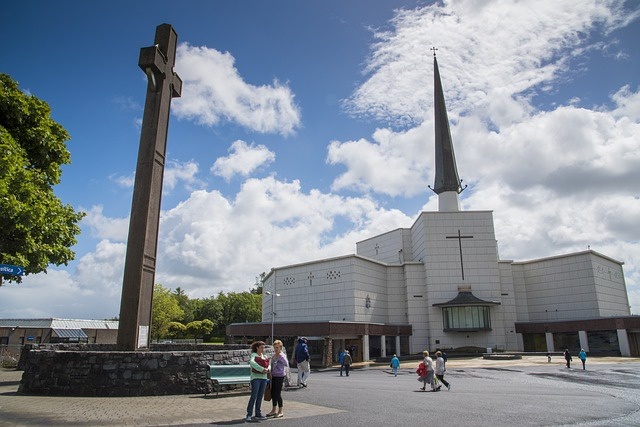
[430, 46, 438, 57]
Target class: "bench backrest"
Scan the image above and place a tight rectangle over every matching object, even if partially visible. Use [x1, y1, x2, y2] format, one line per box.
[208, 364, 252, 379]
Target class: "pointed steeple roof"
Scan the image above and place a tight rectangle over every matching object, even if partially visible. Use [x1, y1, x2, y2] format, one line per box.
[429, 50, 466, 196]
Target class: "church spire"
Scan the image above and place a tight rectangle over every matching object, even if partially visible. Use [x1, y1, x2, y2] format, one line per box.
[428, 48, 466, 212]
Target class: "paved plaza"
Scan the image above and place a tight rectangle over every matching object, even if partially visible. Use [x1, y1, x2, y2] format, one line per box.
[1, 356, 640, 426]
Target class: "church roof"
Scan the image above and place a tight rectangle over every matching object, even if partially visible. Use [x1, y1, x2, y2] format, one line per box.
[432, 291, 501, 307]
[430, 53, 466, 195]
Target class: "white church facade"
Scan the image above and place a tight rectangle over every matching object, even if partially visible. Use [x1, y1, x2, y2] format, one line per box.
[227, 55, 638, 364]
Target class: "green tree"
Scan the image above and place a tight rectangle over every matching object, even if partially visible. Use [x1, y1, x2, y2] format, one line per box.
[173, 287, 196, 323]
[167, 321, 187, 339]
[151, 284, 184, 341]
[0, 74, 85, 284]
[250, 272, 267, 294]
[186, 319, 214, 343]
[215, 291, 262, 336]
[191, 296, 221, 338]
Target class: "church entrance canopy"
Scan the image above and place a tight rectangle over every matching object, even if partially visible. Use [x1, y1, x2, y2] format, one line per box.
[433, 290, 501, 332]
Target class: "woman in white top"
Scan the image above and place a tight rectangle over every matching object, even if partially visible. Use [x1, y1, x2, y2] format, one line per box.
[421, 350, 437, 391]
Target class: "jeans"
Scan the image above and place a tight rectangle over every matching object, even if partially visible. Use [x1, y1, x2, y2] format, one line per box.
[392, 367, 398, 376]
[246, 378, 267, 417]
[297, 360, 310, 385]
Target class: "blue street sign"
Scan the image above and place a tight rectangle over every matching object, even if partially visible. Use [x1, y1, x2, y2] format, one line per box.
[0, 264, 24, 276]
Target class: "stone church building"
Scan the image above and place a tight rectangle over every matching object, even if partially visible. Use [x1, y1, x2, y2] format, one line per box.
[227, 56, 638, 365]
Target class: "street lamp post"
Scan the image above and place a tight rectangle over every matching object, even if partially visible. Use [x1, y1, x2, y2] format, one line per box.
[265, 291, 280, 344]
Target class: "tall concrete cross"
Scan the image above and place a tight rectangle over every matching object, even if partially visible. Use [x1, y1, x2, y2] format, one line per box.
[117, 24, 182, 351]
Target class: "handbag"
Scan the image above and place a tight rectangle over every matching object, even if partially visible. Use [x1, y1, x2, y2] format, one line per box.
[264, 381, 271, 401]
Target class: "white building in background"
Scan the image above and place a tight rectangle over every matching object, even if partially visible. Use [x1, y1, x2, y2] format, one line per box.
[228, 55, 639, 365]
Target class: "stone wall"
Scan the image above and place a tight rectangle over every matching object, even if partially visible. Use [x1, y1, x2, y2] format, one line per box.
[18, 346, 255, 396]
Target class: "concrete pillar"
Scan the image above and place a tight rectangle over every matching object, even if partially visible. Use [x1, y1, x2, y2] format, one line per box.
[516, 333, 524, 352]
[578, 331, 589, 352]
[396, 336, 401, 357]
[324, 338, 333, 368]
[545, 332, 554, 352]
[381, 335, 387, 357]
[362, 334, 370, 362]
[617, 329, 631, 357]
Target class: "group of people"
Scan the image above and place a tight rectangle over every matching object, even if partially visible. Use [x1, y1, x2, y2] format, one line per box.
[417, 350, 451, 392]
[245, 339, 459, 420]
[245, 337, 312, 421]
[564, 348, 588, 370]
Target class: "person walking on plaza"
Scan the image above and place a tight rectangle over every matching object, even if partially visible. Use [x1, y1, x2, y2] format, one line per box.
[294, 337, 310, 387]
[339, 349, 348, 376]
[266, 340, 288, 418]
[435, 351, 450, 390]
[420, 350, 437, 391]
[246, 341, 270, 422]
[342, 349, 353, 376]
[390, 354, 400, 377]
[564, 349, 572, 368]
[578, 348, 587, 370]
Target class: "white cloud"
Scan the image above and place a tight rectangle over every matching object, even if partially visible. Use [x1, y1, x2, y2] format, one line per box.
[212, 140, 276, 181]
[4, 0, 639, 320]
[109, 159, 203, 192]
[344, 0, 629, 127]
[155, 177, 412, 297]
[81, 205, 129, 241]
[164, 159, 203, 191]
[0, 267, 120, 319]
[1, 176, 412, 318]
[327, 124, 432, 197]
[172, 44, 301, 136]
[110, 173, 134, 188]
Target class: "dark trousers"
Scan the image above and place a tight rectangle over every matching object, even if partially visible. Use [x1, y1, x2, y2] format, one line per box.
[436, 374, 449, 388]
[270, 376, 285, 408]
[344, 364, 351, 376]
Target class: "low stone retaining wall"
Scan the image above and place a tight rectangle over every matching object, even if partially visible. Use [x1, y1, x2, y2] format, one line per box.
[482, 353, 522, 360]
[18, 346, 253, 396]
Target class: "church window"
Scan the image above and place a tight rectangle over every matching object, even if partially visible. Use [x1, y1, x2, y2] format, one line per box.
[442, 306, 492, 331]
[326, 270, 341, 280]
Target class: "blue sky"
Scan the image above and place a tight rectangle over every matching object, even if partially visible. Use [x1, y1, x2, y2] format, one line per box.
[1, 0, 639, 319]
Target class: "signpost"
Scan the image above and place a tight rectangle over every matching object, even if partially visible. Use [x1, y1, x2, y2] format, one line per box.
[0, 264, 24, 286]
[0, 264, 24, 276]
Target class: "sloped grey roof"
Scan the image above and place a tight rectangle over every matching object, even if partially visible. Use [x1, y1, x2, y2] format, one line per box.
[432, 291, 501, 307]
[0, 318, 118, 329]
[52, 328, 89, 338]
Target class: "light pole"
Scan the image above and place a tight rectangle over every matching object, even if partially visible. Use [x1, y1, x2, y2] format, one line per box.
[265, 291, 280, 344]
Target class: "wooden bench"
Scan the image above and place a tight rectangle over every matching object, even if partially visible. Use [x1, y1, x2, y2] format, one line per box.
[206, 364, 252, 396]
